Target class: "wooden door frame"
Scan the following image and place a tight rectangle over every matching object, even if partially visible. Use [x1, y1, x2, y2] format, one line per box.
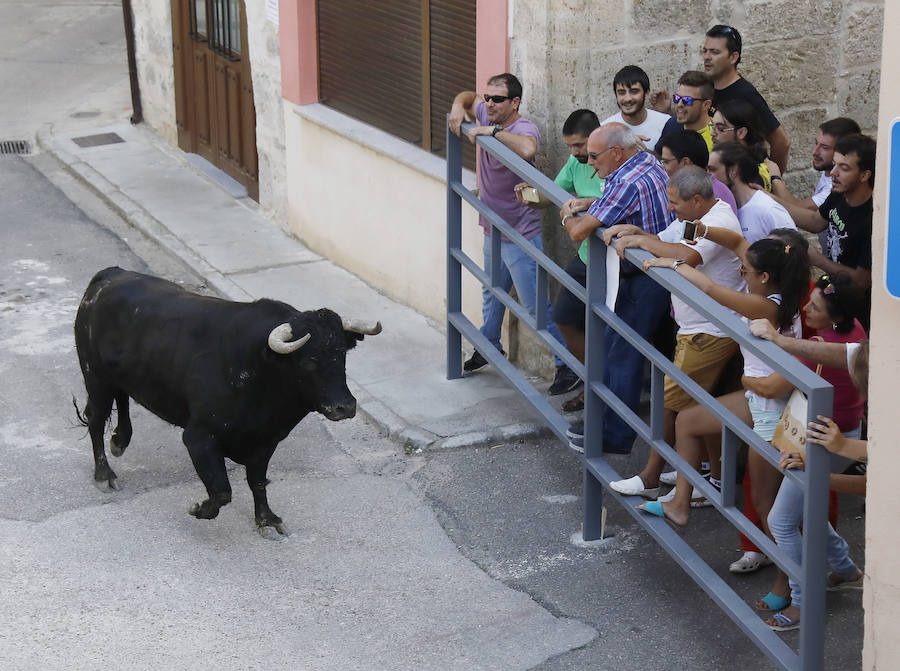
[171, 0, 259, 200]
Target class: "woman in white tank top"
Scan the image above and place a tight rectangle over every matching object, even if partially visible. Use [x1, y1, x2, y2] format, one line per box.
[638, 223, 810, 530]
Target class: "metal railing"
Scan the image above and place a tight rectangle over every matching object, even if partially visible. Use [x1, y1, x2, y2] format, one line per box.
[445, 120, 834, 671]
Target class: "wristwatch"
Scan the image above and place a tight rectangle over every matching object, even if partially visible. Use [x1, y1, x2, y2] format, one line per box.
[672, 259, 686, 270]
[771, 175, 783, 182]
[491, 124, 503, 137]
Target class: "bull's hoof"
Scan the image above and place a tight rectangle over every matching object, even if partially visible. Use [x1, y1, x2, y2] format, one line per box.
[188, 499, 222, 520]
[93, 476, 118, 493]
[256, 523, 289, 540]
[109, 431, 130, 457]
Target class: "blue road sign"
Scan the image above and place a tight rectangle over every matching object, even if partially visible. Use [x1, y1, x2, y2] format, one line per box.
[887, 119, 900, 298]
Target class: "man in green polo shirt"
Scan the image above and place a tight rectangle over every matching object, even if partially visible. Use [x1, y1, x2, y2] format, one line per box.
[515, 109, 605, 404]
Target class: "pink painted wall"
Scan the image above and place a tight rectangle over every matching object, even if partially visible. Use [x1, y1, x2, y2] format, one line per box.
[475, 0, 509, 90]
[279, 0, 318, 105]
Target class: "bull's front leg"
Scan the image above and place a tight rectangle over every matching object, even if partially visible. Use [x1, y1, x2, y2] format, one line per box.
[182, 425, 232, 520]
[245, 446, 286, 536]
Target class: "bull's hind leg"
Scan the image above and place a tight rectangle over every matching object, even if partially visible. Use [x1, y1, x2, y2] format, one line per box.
[109, 393, 133, 457]
[245, 446, 286, 536]
[182, 425, 232, 520]
[83, 387, 117, 491]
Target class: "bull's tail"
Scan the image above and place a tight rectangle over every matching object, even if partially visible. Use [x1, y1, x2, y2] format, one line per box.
[72, 396, 89, 428]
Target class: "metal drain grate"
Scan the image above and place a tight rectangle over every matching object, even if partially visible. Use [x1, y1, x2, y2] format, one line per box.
[0, 140, 30, 155]
[71, 132, 125, 148]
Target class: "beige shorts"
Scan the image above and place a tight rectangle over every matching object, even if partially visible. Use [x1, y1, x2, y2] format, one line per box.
[664, 333, 740, 411]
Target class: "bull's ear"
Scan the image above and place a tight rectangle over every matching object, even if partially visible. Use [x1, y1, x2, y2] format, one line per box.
[344, 330, 365, 350]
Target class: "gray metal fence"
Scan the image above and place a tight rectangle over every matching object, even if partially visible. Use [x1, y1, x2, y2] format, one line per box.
[446, 121, 835, 671]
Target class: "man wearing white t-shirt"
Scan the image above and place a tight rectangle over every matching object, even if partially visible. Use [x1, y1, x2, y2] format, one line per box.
[602, 166, 745, 498]
[709, 141, 795, 242]
[767, 117, 861, 212]
[602, 65, 678, 150]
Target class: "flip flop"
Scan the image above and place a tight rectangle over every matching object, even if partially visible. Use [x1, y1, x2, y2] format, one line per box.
[766, 611, 800, 632]
[638, 501, 666, 518]
[755, 592, 790, 612]
[827, 571, 864, 591]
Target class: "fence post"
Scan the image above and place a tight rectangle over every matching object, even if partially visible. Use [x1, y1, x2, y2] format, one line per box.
[798, 384, 833, 670]
[446, 121, 463, 380]
[582, 230, 608, 541]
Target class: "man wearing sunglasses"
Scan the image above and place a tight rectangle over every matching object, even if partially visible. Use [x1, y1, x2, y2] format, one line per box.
[652, 71, 715, 155]
[448, 74, 576, 390]
[703, 24, 791, 173]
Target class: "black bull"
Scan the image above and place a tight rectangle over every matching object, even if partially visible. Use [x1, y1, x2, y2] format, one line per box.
[74, 267, 380, 534]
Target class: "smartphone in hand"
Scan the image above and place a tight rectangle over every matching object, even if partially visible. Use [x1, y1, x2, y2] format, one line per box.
[682, 220, 701, 241]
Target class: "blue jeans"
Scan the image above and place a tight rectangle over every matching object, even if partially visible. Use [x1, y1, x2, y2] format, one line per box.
[767, 427, 861, 609]
[602, 272, 671, 453]
[480, 234, 567, 367]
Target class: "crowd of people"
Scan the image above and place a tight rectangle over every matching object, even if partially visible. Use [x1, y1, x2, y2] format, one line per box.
[448, 23, 873, 634]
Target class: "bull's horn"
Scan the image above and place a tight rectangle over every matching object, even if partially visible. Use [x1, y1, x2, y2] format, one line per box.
[267, 323, 311, 354]
[341, 318, 382, 335]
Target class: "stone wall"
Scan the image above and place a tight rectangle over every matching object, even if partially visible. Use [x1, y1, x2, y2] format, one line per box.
[509, 0, 884, 268]
[244, 4, 288, 227]
[130, 0, 177, 144]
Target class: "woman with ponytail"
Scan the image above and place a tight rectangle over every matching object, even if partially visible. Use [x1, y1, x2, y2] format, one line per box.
[636, 222, 810, 532]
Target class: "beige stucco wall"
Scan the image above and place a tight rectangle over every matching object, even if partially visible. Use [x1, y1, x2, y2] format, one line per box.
[863, 1, 898, 666]
[284, 103, 486, 333]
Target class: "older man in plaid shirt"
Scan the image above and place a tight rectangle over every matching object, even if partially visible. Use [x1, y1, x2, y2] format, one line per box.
[560, 123, 672, 453]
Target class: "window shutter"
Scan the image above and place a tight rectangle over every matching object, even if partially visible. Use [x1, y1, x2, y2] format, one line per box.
[429, 0, 475, 166]
[317, 1, 423, 144]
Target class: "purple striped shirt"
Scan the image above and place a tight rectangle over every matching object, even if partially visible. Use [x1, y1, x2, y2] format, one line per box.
[587, 150, 671, 235]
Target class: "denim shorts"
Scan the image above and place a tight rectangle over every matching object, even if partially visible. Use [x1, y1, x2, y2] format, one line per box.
[746, 393, 784, 442]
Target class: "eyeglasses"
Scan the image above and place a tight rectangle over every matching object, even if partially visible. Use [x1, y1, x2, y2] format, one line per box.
[672, 94, 707, 106]
[712, 124, 735, 133]
[587, 146, 618, 161]
[483, 94, 512, 104]
[739, 264, 758, 277]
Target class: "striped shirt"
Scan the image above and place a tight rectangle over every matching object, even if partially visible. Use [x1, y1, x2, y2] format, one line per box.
[587, 150, 671, 235]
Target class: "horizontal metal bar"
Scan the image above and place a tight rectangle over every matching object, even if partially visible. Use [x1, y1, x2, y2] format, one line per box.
[587, 379, 802, 581]
[449, 180, 587, 301]
[449, 312, 568, 440]
[449, 247, 583, 376]
[583, 458, 799, 671]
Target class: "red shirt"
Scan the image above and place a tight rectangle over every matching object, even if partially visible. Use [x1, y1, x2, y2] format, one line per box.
[799, 321, 866, 432]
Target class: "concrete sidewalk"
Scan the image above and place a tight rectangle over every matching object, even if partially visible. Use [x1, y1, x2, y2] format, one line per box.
[39, 122, 556, 451]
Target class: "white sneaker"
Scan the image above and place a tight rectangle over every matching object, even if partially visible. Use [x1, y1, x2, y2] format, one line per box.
[609, 475, 660, 499]
[659, 471, 678, 486]
[729, 551, 773, 574]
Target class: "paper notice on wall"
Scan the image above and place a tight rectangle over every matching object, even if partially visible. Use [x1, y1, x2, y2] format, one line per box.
[266, 0, 279, 27]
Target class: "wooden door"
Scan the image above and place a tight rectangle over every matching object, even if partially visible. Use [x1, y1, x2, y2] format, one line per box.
[172, 0, 259, 200]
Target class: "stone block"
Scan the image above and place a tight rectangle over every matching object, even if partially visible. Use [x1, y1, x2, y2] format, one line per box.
[741, 37, 837, 111]
[838, 68, 881, 135]
[742, 0, 841, 42]
[630, 0, 713, 36]
[778, 107, 829, 173]
[843, 3, 885, 68]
